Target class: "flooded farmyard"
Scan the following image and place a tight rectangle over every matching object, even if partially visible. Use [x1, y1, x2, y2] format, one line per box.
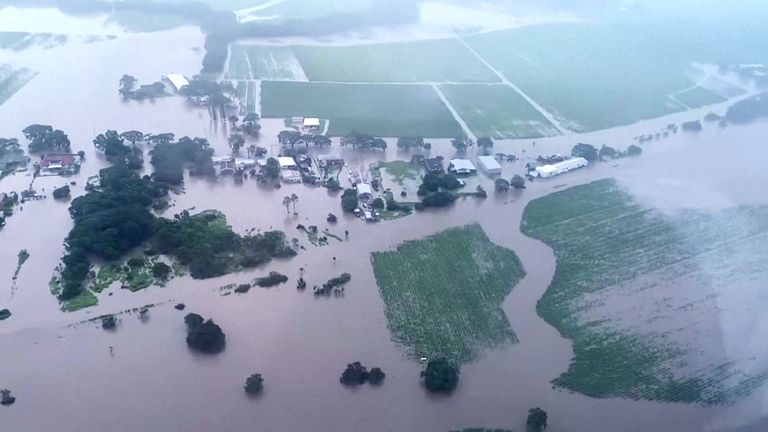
[2, 2, 768, 431]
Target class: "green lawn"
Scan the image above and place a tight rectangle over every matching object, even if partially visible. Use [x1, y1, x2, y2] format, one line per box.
[293, 39, 499, 83]
[260, 81, 463, 137]
[440, 84, 560, 139]
[0, 64, 37, 106]
[522, 179, 768, 404]
[465, 22, 741, 132]
[372, 224, 525, 364]
[377, 161, 420, 185]
[673, 86, 726, 108]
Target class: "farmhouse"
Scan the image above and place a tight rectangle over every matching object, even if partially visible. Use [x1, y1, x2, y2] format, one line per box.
[39, 154, 79, 176]
[424, 157, 444, 173]
[165, 73, 190, 92]
[356, 183, 373, 202]
[477, 156, 502, 175]
[448, 159, 476, 175]
[535, 157, 588, 178]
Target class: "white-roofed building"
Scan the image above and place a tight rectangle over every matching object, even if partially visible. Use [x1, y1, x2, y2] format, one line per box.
[278, 156, 298, 169]
[165, 73, 190, 92]
[477, 156, 502, 175]
[448, 159, 476, 175]
[356, 183, 373, 201]
[303, 118, 320, 128]
[535, 157, 588, 178]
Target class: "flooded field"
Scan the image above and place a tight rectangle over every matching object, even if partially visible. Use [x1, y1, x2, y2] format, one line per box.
[3, 4, 768, 432]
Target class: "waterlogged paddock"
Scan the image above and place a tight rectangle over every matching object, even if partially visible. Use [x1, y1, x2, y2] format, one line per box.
[260, 81, 462, 137]
[521, 179, 768, 404]
[0, 64, 36, 106]
[372, 224, 525, 364]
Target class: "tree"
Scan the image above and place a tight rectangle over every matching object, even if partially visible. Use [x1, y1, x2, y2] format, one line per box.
[477, 137, 494, 155]
[495, 178, 510, 192]
[120, 130, 144, 147]
[264, 157, 280, 179]
[228, 115, 239, 126]
[368, 367, 386, 385]
[312, 135, 332, 147]
[341, 189, 358, 212]
[526, 407, 548, 431]
[372, 197, 385, 210]
[422, 191, 457, 208]
[599, 144, 617, 159]
[510, 175, 526, 189]
[340, 362, 369, 385]
[52, 185, 71, 199]
[290, 193, 299, 213]
[571, 143, 598, 162]
[101, 315, 117, 330]
[184, 314, 226, 353]
[229, 134, 245, 155]
[451, 137, 469, 154]
[244, 373, 264, 394]
[627, 145, 643, 156]
[0, 389, 15, 406]
[421, 358, 459, 392]
[152, 262, 171, 280]
[0, 138, 21, 157]
[282, 196, 292, 215]
[119, 74, 137, 97]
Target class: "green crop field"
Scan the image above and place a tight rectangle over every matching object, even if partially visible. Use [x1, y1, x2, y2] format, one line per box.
[440, 84, 560, 139]
[372, 224, 525, 364]
[293, 39, 499, 83]
[465, 22, 744, 132]
[522, 179, 768, 404]
[226, 45, 307, 81]
[0, 65, 37, 106]
[673, 86, 726, 108]
[261, 81, 463, 137]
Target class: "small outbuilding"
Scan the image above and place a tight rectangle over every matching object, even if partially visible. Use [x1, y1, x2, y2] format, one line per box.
[477, 156, 502, 175]
[356, 183, 373, 202]
[278, 156, 298, 169]
[303, 118, 321, 130]
[424, 157, 444, 173]
[165, 73, 190, 92]
[448, 159, 476, 175]
[318, 154, 344, 167]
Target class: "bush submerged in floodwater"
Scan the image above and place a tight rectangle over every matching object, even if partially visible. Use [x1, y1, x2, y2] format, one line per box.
[184, 313, 225, 353]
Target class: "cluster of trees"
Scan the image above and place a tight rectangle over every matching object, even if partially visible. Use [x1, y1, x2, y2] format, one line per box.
[527, 407, 548, 431]
[417, 172, 462, 196]
[59, 165, 168, 300]
[278, 130, 332, 148]
[180, 78, 236, 119]
[93, 130, 143, 169]
[253, 271, 288, 288]
[341, 133, 387, 151]
[495, 175, 526, 192]
[118, 74, 167, 100]
[421, 358, 459, 393]
[52, 185, 71, 199]
[0, 137, 22, 157]
[281, 193, 299, 215]
[421, 191, 458, 208]
[230, 113, 261, 138]
[22, 124, 70, 153]
[149, 136, 215, 185]
[152, 210, 296, 279]
[101, 315, 117, 330]
[264, 157, 280, 179]
[339, 362, 386, 386]
[184, 313, 226, 353]
[396, 137, 431, 152]
[341, 188, 358, 212]
[451, 137, 472, 154]
[571, 143, 599, 162]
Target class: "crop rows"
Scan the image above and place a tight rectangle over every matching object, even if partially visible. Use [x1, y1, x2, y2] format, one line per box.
[522, 179, 768, 404]
[372, 224, 525, 364]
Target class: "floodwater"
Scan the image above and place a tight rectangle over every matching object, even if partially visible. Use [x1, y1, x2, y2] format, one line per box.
[2, 6, 768, 432]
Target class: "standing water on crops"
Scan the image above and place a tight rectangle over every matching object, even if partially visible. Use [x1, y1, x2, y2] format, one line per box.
[3, 2, 768, 432]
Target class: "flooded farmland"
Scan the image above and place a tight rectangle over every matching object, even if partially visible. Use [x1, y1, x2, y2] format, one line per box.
[3, 2, 768, 432]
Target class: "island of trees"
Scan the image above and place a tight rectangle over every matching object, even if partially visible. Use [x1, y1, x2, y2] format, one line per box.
[421, 358, 459, 393]
[184, 313, 226, 353]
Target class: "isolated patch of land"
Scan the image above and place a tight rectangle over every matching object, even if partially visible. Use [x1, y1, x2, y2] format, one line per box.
[522, 179, 768, 404]
[372, 224, 525, 364]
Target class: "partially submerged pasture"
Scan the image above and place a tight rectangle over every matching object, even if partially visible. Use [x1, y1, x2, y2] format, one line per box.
[522, 179, 768, 404]
[261, 81, 463, 137]
[0, 64, 36, 106]
[372, 224, 525, 364]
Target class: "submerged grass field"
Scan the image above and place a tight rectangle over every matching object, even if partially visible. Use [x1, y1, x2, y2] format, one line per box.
[522, 179, 768, 404]
[0, 64, 37, 106]
[466, 22, 741, 132]
[293, 39, 499, 83]
[372, 224, 525, 364]
[226, 45, 307, 81]
[440, 84, 560, 139]
[261, 81, 462, 137]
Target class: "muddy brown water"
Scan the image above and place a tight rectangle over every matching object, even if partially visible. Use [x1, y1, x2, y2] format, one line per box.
[2, 8, 768, 432]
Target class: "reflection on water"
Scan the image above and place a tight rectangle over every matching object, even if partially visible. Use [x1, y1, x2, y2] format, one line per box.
[1, 7, 768, 432]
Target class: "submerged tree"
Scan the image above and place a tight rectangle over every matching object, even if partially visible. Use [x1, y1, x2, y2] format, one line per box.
[290, 193, 299, 213]
[244, 373, 264, 395]
[229, 134, 245, 156]
[282, 196, 292, 215]
[526, 407, 548, 431]
[477, 137, 494, 155]
[421, 358, 459, 393]
[340, 362, 369, 385]
[184, 314, 226, 353]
